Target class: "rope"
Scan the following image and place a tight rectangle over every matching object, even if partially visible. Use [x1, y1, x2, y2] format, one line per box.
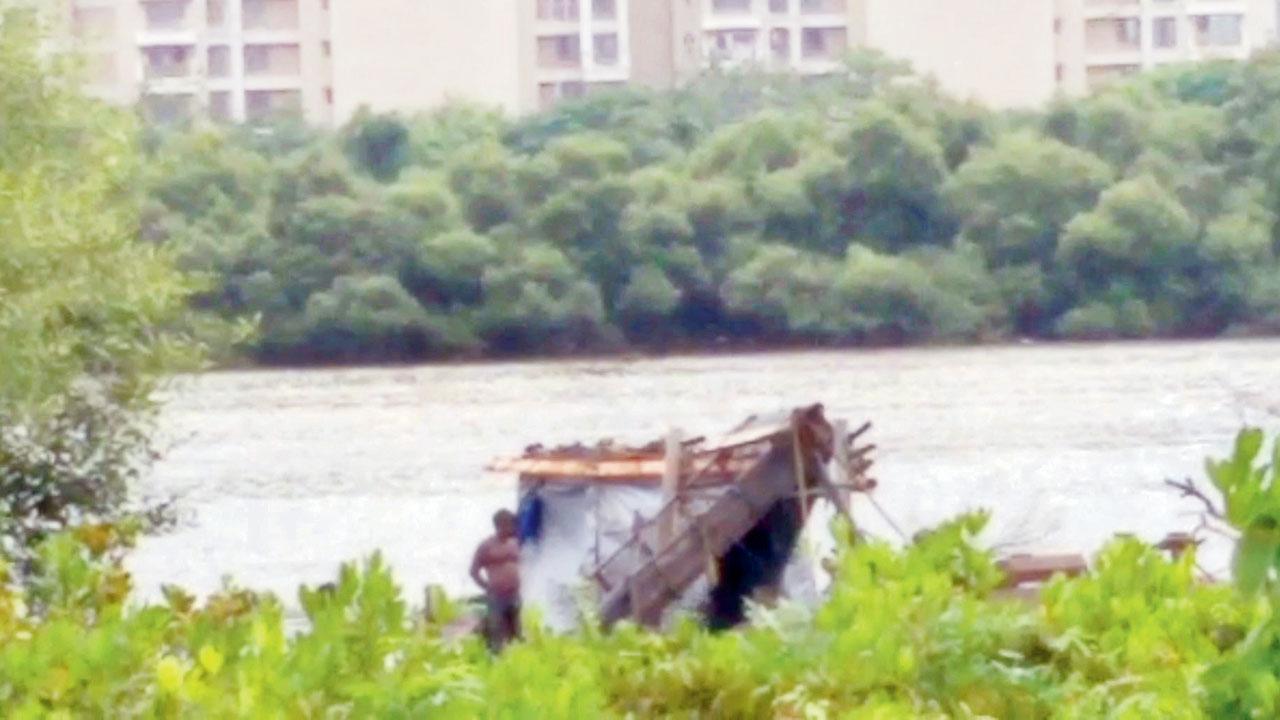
[865, 492, 911, 544]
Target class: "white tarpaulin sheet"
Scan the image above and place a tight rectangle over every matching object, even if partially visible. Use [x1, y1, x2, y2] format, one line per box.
[520, 483, 820, 631]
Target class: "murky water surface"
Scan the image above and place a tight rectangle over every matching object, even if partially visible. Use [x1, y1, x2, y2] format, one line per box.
[130, 340, 1280, 604]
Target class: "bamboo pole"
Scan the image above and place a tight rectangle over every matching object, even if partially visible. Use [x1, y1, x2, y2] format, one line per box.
[833, 419, 851, 513]
[659, 428, 682, 547]
[792, 413, 809, 526]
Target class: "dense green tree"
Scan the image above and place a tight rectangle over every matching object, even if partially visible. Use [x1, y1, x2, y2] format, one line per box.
[133, 48, 1280, 362]
[721, 244, 842, 339]
[947, 131, 1113, 268]
[301, 275, 459, 361]
[1057, 175, 1201, 334]
[447, 142, 521, 231]
[835, 246, 989, 343]
[838, 101, 952, 249]
[0, 8, 208, 562]
[344, 111, 411, 182]
[476, 245, 610, 354]
[414, 229, 499, 306]
[617, 265, 681, 342]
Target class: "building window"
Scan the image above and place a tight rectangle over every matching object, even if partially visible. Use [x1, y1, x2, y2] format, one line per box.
[537, 34, 582, 67]
[561, 81, 586, 98]
[592, 0, 616, 20]
[801, 27, 846, 59]
[207, 45, 231, 77]
[142, 0, 189, 32]
[1085, 17, 1140, 52]
[324, 87, 334, 104]
[769, 0, 788, 12]
[594, 33, 619, 66]
[207, 0, 226, 28]
[142, 45, 193, 79]
[241, 0, 300, 32]
[1115, 17, 1140, 46]
[1153, 17, 1177, 48]
[1194, 14, 1243, 46]
[322, 40, 331, 57]
[537, 0, 580, 21]
[243, 43, 302, 76]
[210, 91, 233, 121]
[707, 29, 758, 65]
[711, 0, 752, 14]
[800, 0, 846, 14]
[1055, 63, 1064, 83]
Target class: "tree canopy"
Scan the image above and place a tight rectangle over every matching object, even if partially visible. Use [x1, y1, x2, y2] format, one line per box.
[138, 50, 1280, 362]
[0, 7, 213, 562]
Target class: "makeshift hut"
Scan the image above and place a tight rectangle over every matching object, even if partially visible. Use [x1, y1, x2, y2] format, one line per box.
[487, 404, 876, 630]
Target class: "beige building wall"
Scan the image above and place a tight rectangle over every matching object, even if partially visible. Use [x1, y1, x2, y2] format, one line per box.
[329, 0, 525, 121]
[855, 0, 1058, 108]
[628, 0, 677, 89]
[64, 0, 143, 107]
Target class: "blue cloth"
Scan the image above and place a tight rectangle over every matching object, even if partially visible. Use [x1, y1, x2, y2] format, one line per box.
[516, 492, 544, 545]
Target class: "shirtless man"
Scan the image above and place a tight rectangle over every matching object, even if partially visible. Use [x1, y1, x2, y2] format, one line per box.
[470, 509, 521, 650]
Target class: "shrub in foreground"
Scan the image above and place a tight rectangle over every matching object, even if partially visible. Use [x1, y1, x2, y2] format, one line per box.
[1, 430, 1277, 717]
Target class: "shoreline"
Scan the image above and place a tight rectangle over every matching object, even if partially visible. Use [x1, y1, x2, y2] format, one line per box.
[191, 332, 1280, 378]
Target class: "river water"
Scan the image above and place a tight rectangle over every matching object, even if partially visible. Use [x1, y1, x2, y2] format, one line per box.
[129, 339, 1279, 606]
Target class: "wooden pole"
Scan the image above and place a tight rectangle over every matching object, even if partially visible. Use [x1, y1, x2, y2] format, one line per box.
[833, 419, 852, 514]
[792, 414, 809, 526]
[659, 428, 683, 547]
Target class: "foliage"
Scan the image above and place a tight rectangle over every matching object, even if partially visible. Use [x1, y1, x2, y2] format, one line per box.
[0, 432, 1276, 716]
[137, 49, 1280, 363]
[0, 6, 209, 572]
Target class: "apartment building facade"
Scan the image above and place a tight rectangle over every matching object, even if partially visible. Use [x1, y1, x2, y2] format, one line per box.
[59, 0, 1280, 125]
[66, 0, 333, 124]
[1056, 0, 1279, 94]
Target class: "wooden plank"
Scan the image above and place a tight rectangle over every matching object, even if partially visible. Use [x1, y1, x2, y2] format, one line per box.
[999, 554, 1088, 586]
[604, 450, 801, 626]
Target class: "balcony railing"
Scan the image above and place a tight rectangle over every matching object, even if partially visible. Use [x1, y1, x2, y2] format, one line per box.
[800, 26, 846, 60]
[537, 0, 581, 22]
[141, 0, 193, 32]
[592, 0, 617, 20]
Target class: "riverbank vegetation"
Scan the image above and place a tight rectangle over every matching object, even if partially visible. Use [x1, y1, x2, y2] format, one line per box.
[142, 52, 1280, 363]
[0, 9, 222, 570]
[1, 430, 1278, 717]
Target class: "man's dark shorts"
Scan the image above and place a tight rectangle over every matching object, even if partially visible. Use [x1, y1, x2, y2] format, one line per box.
[485, 594, 521, 651]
